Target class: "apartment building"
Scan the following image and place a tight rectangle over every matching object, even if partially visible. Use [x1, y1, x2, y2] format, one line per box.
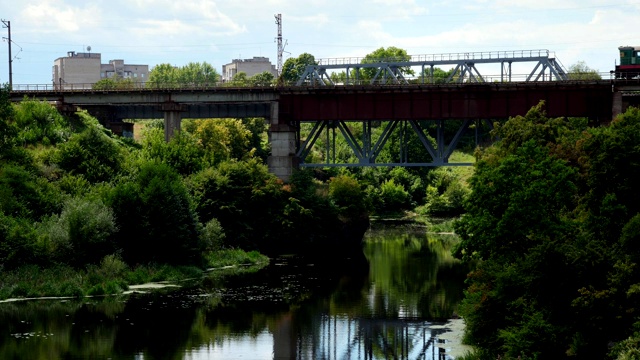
[222, 56, 277, 82]
[52, 51, 149, 89]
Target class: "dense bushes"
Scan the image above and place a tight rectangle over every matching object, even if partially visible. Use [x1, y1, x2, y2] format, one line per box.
[38, 197, 117, 266]
[0, 87, 476, 293]
[454, 103, 640, 358]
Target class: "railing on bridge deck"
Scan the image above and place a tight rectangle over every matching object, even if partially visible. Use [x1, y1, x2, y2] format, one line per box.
[10, 72, 636, 93]
[316, 49, 559, 66]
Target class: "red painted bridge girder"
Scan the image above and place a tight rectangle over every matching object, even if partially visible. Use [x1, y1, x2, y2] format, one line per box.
[278, 82, 614, 122]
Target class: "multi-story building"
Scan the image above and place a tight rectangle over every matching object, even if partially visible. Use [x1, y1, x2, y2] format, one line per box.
[222, 56, 277, 82]
[52, 51, 149, 89]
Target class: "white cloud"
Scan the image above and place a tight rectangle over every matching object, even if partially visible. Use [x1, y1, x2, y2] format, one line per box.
[20, 0, 102, 33]
[1, 0, 638, 83]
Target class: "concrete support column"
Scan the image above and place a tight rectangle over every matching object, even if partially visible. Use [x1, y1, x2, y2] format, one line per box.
[162, 102, 185, 141]
[612, 91, 623, 121]
[267, 101, 298, 182]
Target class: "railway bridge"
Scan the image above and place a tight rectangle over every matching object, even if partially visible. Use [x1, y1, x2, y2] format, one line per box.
[9, 80, 639, 180]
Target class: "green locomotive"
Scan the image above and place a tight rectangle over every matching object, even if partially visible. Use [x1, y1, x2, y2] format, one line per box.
[616, 46, 640, 78]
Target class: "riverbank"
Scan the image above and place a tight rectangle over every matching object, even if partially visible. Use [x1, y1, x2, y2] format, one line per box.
[0, 249, 269, 301]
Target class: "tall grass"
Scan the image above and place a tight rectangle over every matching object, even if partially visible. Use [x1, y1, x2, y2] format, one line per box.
[0, 249, 270, 301]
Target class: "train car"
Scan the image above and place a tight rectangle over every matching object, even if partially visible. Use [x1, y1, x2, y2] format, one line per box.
[615, 46, 640, 79]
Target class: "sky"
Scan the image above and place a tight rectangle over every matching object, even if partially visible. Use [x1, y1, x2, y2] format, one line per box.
[1, 0, 639, 85]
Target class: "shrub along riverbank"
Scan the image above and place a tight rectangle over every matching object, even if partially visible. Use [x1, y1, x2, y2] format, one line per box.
[0, 250, 269, 301]
[2, 81, 477, 301]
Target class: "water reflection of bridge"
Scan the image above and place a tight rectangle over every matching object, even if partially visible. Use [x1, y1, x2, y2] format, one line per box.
[273, 314, 455, 360]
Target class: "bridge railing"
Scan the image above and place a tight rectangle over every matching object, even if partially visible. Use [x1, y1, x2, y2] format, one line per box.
[9, 72, 637, 93]
[316, 49, 555, 66]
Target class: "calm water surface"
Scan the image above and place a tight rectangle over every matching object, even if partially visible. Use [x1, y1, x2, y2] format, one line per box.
[0, 226, 472, 359]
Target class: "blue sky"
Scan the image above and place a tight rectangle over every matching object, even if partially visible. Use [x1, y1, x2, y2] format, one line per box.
[1, 0, 638, 85]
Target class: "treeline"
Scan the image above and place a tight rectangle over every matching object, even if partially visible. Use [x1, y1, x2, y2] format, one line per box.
[0, 84, 368, 275]
[454, 103, 640, 359]
[1, 83, 468, 270]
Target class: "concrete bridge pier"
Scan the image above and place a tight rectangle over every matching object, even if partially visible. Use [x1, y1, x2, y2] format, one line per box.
[612, 91, 623, 120]
[162, 102, 185, 142]
[268, 102, 298, 182]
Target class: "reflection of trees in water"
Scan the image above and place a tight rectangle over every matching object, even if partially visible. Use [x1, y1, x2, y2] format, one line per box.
[359, 229, 470, 321]
[0, 227, 469, 359]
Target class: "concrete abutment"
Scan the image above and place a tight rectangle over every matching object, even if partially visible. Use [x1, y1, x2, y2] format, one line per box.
[267, 101, 298, 182]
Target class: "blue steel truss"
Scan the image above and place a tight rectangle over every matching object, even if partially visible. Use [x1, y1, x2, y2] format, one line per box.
[296, 49, 568, 85]
[295, 119, 494, 167]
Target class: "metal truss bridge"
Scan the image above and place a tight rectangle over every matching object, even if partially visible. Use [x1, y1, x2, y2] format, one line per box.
[297, 49, 569, 86]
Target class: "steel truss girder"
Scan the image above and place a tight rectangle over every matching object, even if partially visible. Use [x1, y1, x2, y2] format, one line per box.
[295, 119, 477, 167]
[526, 58, 568, 81]
[296, 50, 569, 85]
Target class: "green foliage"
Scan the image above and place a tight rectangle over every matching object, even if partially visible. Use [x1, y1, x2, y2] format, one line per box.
[227, 71, 249, 86]
[105, 161, 203, 265]
[424, 166, 472, 216]
[611, 336, 640, 360]
[178, 62, 220, 85]
[417, 67, 458, 84]
[0, 212, 43, 270]
[0, 164, 62, 220]
[250, 71, 275, 86]
[146, 63, 178, 86]
[205, 249, 269, 268]
[92, 76, 136, 90]
[200, 218, 225, 251]
[567, 61, 602, 80]
[329, 174, 369, 219]
[140, 127, 205, 175]
[147, 62, 219, 87]
[187, 158, 287, 252]
[56, 125, 123, 183]
[0, 83, 16, 155]
[12, 100, 70, 145]
[368, 179, 411, 214]
[187, 118, 253, 165]
[454, 104, 640, 358]
[279, 53, 318, 84]
[38, 197, 117, 267]
[359, 47, 414, 81]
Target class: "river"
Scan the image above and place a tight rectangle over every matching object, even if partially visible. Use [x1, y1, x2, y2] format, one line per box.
[0, 225, 473, 359]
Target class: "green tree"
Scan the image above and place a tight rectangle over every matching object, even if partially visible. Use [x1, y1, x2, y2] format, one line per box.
[105, 162, 204, 265]
[38, 197, 117, 267]
[279, 53, 318, 85]
[189, 118, 253, 164]
[250, 71, 275, 86]
[177, 62, 220, 86]
[358, 46, 414, 81]
[329, 174, 369, 220]
[567, 61, 602, 80]
[56, 126, 124, 183]
[187, 158, 286, 252]
[417, 67, 458, 84]
[147, 63, 178, 88]
[140, 127, 205, 175]
[228, 71, 249, 86]
[93, 76, 136, 90]
[12, 99, 69, 145]
[0, 164, 62, 220]
[0, 83, 16, 157]
[453, 103, 589, 357]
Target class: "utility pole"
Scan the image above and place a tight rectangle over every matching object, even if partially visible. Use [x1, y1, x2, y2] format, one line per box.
[1, 19, 11, 89]
[275, 14, 283, 77]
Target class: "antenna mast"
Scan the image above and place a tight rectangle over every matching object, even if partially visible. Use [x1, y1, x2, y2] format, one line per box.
[275, 14, 283, 77]
[1, 19, 11, 89]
